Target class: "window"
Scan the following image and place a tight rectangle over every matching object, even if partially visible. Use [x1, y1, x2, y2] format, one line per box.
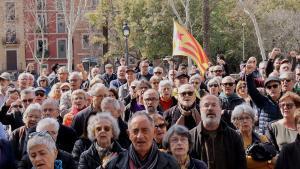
[36, 39, 49, 58]
[36, 0, 46, 10]
[6, 2, 15, 21]
[56, 0, 63, 11]
[6, 27, 16, 44]
[37, 13, 47, 32]
[82, 34, 90, 49]
[57, 39, 67, 58]
[56, 14, 65, 33]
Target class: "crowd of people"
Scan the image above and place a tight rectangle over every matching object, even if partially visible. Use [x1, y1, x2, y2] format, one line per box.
[0, 48, 299, 169]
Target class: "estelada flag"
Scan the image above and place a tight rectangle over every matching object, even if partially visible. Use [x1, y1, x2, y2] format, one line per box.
[172, 20, 209, 75]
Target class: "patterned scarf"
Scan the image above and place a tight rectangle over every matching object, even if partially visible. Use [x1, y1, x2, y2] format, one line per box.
[54, 160, 63, 169]
[176, 104, 201, 127]
[128, 142, 159, 169]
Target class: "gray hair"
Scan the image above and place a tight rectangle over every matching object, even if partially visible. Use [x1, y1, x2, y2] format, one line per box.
[36, 118, 59, 133]
[101, 97, 121, 111]
[20, 88, 35, 97]
[207, 77, 220, 87]
[162, 125, 193, 151]
[87, 112, 120, 141]
[71, 89, 87, 100]
[57, 66, 68, 74]
[27, 132, 57, 153]
[128, 111, 155, 129]
[42, 98, 59, 109]
[231, 104, 256, 123]
[37, 76, 49, 86]
[27, 73, 35, 81]
[69, 71, 83, 81]
[18, 72, 28, 80]
[88, 83, 107, 97]
[159, 80, 172, 91]
[189, 74, 201, 83]
[23, 103, 42, 122]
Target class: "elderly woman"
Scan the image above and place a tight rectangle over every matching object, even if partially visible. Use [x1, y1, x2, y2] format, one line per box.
[78, 113, 125, 169]
[63, 89, 87, 127]
[275, 109, 300, 169]
[163, 125, 207, 169]
[189, 74, 207, 98]
[9, 103, 42, 161]
[59, 83, 70, 94]
[48, 83, 62, 101]
[37, 76, 51, 95]
[150, 113, 167, 149]
[206, 78, 221, 96]
[150, 75, 162, 91]
[19, 118, 77, 169]
[267, 91, 300, 151]
[231, 104, 274, 169]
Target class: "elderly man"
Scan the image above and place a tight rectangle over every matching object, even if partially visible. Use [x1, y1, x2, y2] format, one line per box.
[168, 69, 177, 85]
[101, 97, 131, 148]
[119, 67, 136, 102]
[190, 95, 246, 169]
[102, 64, 117, 87]
[21, 88, 35, 109]
[17, 72, 29, 91]
[219, 76, 244, 128]
[106, 112, 180, 169]
[158, 80, 177, 111]
[153, 66, 164, 79]
[0, 72, 11, 106]
[59, 71, 83, 117]
[110, 65, 127, 89]
[143, 89, 161, 115]
[212, 65, 224, 77]
[33, 87, 47, 105]
[164, 84, 200, 130]
[71, 83, 109, 136]
[174, 72, 189, 88]
[246, 61, 283, 134]
[90, 67, 100, 80]
[124, 80, 151, 122]
[136, 60, 153, 81]
[279, 72, 296, 93]
[25, 98, 77, 153]
[49, 66, 69, 87]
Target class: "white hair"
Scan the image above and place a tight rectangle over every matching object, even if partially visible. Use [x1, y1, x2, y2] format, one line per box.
[20, 88, 35, 97]
[27, 132, 57, 153]
[88, 83, 107, 96]
[231, 104, 256, 122]
[18, 72, 28, 80]
[87, 112, 120, 141]
[101, 97, 121, 111]
[36, 118, 59, 133]
[69, 71, 82, 80]
[42, 98, 59, 108]
[71, 89, 87, 100]
[189, 74, 201, 83]
[27, 73, 35, 80]
[23, 103, 42, 122]
[159, 80, 172, 91]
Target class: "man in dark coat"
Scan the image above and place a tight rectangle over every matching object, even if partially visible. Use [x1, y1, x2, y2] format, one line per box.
[101, 64, 117, 87]
[106, 112, 180, 169]
[190, 95, 246, 169]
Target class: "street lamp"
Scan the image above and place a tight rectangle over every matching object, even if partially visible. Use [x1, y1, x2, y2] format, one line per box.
[242, 23, 246, 61]
[123, 22, 130, 66]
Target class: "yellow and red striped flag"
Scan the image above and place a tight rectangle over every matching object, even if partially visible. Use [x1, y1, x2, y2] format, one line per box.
[172, 20, 209, 75]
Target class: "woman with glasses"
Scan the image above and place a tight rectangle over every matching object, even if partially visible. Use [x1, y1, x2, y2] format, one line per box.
[267, 91, 300, 151]
[206, 78, 221, 96]
[37, 76, 50, 95]
[150, 114, 167, 149]
[150, 75, 162, 91]
[19, 118, 77, 169]
[9, 103, 42, 161]
[189, 74, 207, 99]
[231, 104, 275, 169]
[163, 125, 207, 169]
[78, 113, 125, 169]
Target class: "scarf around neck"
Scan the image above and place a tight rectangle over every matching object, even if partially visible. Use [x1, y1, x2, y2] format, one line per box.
[176, 104, 201, 127]
[128, 142, 159, 169]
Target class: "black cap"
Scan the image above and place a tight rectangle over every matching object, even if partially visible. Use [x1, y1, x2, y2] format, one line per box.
[175, 72, 190, 79]
[264, 76, 280, 87]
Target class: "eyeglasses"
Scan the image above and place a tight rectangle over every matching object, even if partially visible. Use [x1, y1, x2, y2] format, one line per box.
[29, 131, 54, 141]
[154, 72, 162, 74]
[208, 84, 218, 88]
[214, 70, 223, 73]
[191, 81, 200, 85]
[179, 91, 194, 97]
[43, 108, 54, 112]
[236, 116, 252, 121]
[12, 105, 23, 108]
[279, 102, 295, 109]
[266, 84, 279, 89]
[152, 82, 159, 85]
[170, 137, 188, 144]
[36, 92, 45, 97]
[130, 86, 136, 90]
[96, 126, 111, 132]
[40, 79, 47, 82]
[239, 85, 247, 89]
[61, 88, 70, 92]
[155, 123, 166, 129]
[281, 79, 292, 83]
[222, 83, 234, 87]
[22, 98, 33, 103]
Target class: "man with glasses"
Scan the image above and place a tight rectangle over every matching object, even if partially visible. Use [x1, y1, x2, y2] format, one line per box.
[153, 66, 164, 79]
[71, 83, 109, 136]
[164, 84, 201, 130]
[119, 67, 136, 103]
[34, 87, 47, 105]
[0, 98, 24, 131]
[137, 60, 153, 81]
[280, 72, 296, 93]
[190, 95, 246, 169]
[143, 89, 161, 115]
[212, 65, 224, 77]
[219, 76, 244, 128]
[21, 89, 35, 109]
[246, 62, 283, 134]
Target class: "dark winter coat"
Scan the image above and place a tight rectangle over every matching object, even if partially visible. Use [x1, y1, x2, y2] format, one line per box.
[71, 106, 97, 136]
[72, 137, 92, 161]
[0, 104, 24, 131]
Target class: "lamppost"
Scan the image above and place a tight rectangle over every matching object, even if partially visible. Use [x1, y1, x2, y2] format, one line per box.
[242, 23, 246, 61]
[123, 22, 130, 66]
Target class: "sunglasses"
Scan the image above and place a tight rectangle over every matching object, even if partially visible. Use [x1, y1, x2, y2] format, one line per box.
[279, 103, 295, 109]
[152, 82, 159, 85]
[130, 86, 136, 90]
[22, 98, 33, 103]
[214, 70, 223, 73]
[179, 91, 194, 96]
[222, 83, 234, 87]
[12, 105, 23, 108]
[96, 126, 111, 132]
[61, 88, 70, 92]
[155, 123, 166, 129]
[281, 79, 292, 83]
[43, 108, 54, 112]
[209, 84, 218, 88]
[154, 72, 162, 74]
[266, 84, 279, 89]
[36, 92, 45, 97]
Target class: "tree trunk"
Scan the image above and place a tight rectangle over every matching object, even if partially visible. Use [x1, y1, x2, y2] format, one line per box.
[67, 31, 73, 72]
[202, 0, 210, 56]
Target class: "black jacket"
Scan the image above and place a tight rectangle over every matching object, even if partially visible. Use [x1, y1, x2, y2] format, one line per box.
[78, 141, 125, 169]
[106, 148, 180, 169]
[0, 104, 24, 131]
[275, 134, 300, 169]
[117, 118, 131, 149]
[72, 137, 92, 161]
[188, 158, 207, 169]
[71, 106, 97, 136]
[18, 149, 77, 169]
[190, 121, 247, 169]
[9, 126, 28, 161]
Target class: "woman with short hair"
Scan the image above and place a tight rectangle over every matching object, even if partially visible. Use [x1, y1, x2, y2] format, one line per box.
[150, 113, 167, 149]
[207, 78, 221, 96]
[78, 113, 125, 169]
[163, 125, 207, 169]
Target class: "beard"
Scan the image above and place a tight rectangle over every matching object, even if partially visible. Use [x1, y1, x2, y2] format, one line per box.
[201, 111, 221, 129]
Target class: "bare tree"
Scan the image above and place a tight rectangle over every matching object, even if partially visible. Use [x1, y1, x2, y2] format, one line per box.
[58, 0, 88, 71]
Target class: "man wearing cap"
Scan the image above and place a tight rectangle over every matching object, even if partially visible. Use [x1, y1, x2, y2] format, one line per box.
[0, 72, 11, 106]
[119, 67, 136, 102]
[280, 72, 296, 93]
[245, 61, 283, 134]
[101, 63, 117, 87]
[34, 87, 47, 105]
[136, 60, 153, 81]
